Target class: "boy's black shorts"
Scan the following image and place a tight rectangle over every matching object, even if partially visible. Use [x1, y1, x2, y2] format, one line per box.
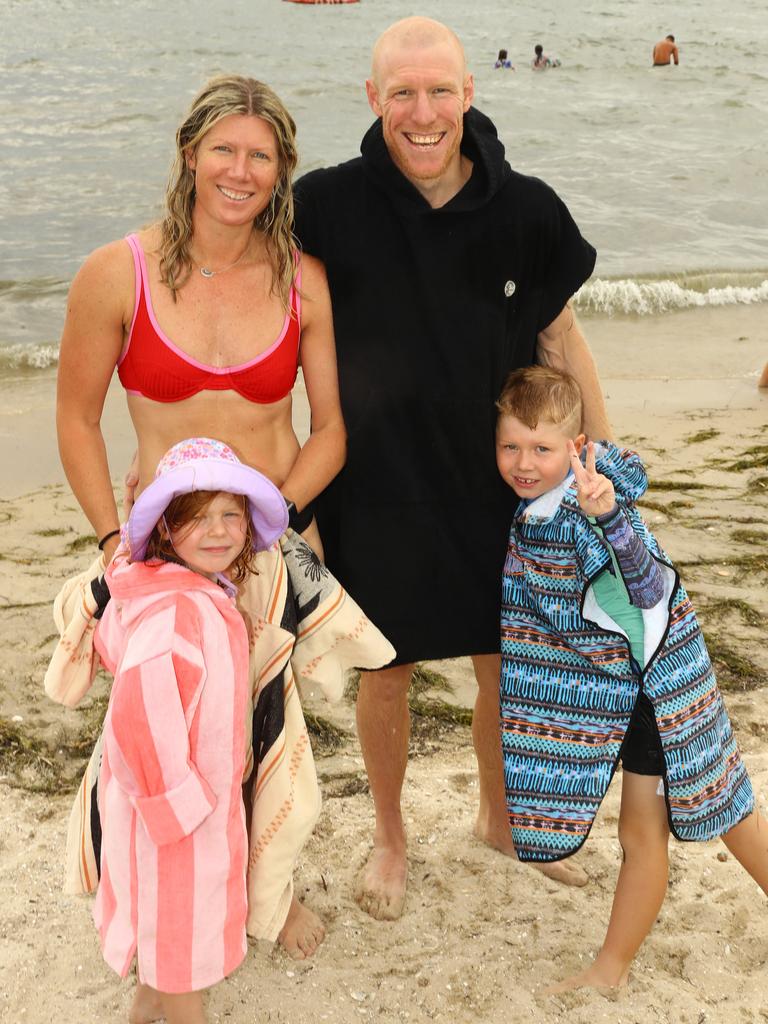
[621, 691, 665, 776]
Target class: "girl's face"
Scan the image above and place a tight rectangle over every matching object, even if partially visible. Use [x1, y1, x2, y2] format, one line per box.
[168, 492, 248, 578]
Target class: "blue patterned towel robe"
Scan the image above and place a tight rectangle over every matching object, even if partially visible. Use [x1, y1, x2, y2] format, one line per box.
[500, 443, 753, 861]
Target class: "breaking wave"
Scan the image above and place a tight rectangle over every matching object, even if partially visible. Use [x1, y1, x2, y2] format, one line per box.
[575, 273, 768, 316]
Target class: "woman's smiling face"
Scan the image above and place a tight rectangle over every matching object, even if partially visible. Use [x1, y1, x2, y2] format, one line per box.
[187, 113, 279, 227]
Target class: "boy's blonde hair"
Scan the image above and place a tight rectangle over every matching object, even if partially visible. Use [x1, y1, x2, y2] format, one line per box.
[496, 366, 583, 436]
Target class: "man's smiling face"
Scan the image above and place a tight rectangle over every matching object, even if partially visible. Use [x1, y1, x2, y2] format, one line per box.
[366, 39, 473, 188]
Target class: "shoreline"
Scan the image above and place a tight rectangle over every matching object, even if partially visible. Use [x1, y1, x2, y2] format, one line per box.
[0, 303, 766, 500]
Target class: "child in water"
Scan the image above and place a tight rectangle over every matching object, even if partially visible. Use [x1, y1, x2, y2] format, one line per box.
[495, 366, 768, 991]
[494, 48, 515, 69]
[531, 43, 560, 69]
[91, 438, 288, 1023]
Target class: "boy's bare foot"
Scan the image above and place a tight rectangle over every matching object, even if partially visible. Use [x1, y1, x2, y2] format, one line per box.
[532, 859, 589, 886]
[474, 815, 589, 887]
[277, 895, 326, 959]
[354, 845, 407, 920]
[544, 964, 629, 995]
[129, 982, 164, 1024]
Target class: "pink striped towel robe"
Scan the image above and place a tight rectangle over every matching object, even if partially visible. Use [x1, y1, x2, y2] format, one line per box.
[93, 557, 250, 993]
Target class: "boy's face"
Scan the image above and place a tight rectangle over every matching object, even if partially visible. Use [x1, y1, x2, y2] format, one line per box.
[496, 415, 585, 500]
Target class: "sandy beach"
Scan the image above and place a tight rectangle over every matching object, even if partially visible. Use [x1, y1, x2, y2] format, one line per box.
[1, 304, 767, 1023]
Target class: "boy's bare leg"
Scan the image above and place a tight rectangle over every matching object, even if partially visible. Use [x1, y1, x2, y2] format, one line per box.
[548, 772, 669, 993]
[758, 362, 768, 388]
[471, 654, 588, 887]
[159, 990, 206, 1024]
[129, 983, 163, 1024]
[277, 895, 327, 959]
[721, 809, 768, 893]
[354, 662, 414, 920]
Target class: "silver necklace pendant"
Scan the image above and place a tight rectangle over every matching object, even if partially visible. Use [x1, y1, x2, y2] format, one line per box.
[200, 267, 215, 278]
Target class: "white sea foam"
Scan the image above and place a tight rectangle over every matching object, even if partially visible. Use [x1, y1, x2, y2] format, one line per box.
[0, 344, 60, 370]
[575, 278, 768, 316]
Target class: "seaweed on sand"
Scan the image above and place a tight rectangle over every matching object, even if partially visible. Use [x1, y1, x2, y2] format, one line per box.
[711, 445, 768, 473]
[66, 534, 97, 554]
[703, 633, 766, 692]
[647, 479, 711, 492]
[304, 710, 349, 756]
[683, 428, 721, 445]
[731, 528, 768, 545]
[700, 597, 763, 629]
[0, 716, 61, 793]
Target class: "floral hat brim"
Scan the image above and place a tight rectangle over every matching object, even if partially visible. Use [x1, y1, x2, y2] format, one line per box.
[126, 438, 288, 562]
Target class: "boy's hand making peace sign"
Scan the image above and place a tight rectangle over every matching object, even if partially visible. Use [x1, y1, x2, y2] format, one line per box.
[566, 440, 617, 518]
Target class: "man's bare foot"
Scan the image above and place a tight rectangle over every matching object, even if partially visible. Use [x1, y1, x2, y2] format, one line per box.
[474, 816, 589, 887]
[354, 845, 407, 920]
[129, 982, 164, 1024]
[277, 895, 326, 960]
[544, 964, 628, 995]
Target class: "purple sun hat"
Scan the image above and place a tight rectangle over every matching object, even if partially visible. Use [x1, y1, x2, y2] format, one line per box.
[126, 438, 289, 562]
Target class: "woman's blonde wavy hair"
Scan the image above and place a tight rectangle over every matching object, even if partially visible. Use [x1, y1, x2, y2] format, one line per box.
[160, 75, 298, 308]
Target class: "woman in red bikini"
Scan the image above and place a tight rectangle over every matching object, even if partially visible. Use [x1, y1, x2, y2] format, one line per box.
[57, 74, 344, 567]
[55, 76, 344, 987]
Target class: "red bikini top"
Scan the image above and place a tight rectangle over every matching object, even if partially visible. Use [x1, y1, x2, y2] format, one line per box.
[117, 234, 301, 404]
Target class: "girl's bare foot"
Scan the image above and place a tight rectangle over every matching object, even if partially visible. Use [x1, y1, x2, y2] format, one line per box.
[277, 895, 326, 959]
[129, 982, 164, 1024]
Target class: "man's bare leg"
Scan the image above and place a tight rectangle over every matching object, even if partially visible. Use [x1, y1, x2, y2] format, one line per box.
[471, 653, 588, 886]
[354, 662, 414, 920]
[277, 894, 327, 959]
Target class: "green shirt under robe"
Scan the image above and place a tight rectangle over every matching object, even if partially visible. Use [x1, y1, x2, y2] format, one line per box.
[591, 526, 645, 667]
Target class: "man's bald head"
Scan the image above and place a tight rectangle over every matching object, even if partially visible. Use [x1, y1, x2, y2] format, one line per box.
[371, 17, 466, 86]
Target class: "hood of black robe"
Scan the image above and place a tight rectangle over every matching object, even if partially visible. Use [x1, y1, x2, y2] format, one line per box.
[360, 106, 513, 215]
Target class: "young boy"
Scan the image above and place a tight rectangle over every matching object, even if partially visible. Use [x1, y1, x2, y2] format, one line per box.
[495, 366, 768, 992]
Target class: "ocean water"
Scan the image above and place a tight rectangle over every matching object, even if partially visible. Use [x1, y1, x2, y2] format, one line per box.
[1, 0, 766, 370]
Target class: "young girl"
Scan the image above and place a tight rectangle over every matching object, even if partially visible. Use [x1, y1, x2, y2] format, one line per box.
[495, 366, 768, 992]
[93, 437, 288, 1024]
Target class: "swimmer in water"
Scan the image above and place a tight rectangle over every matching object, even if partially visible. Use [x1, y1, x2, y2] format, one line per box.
[531, 43, 560, 69]
[652, 34, 679, 66]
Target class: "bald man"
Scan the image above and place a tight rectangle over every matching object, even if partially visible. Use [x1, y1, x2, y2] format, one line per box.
[294, 17, 610, 920]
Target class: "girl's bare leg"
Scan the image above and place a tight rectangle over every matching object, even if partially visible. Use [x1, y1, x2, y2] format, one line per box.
[721, 809, 768, 893]
[129, 983, 164, 1024]
[548, 772, 670, 993]
[158, 990, 207, 1024]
